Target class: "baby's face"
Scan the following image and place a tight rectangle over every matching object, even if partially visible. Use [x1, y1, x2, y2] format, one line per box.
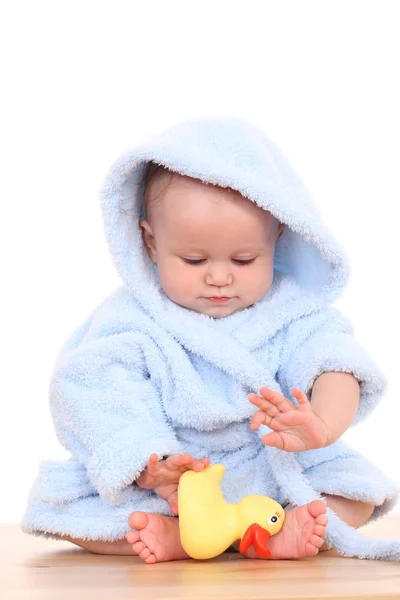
[141, 174, 283, 318]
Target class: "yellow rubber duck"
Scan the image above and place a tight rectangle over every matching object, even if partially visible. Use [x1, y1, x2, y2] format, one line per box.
[178, 463, 285, 559]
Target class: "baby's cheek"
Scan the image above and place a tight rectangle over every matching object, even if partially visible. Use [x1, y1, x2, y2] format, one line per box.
[156, 262, 179, 297]
[160, 263, 197, 302]
[242, 265, 273, 300]
[179, 270, 200, 298]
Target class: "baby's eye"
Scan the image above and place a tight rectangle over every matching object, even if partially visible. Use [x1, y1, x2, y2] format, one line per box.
[182, 258, 206, 266]
[232, 258, 256, 266]
[181, 258, 256, 266]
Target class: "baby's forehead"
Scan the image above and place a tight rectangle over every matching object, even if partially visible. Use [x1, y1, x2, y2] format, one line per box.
[147, 170, 273, 221]
[164, 199, 276, 254]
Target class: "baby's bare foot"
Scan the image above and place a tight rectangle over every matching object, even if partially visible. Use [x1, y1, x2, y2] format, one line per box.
[243, 499, 328, 560]
[126, 512, 189, 564]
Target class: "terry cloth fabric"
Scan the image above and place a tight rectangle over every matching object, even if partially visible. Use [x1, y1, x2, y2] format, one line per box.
[22, 115, 399, 559]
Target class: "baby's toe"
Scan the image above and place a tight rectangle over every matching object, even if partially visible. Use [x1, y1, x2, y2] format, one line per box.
[145, 553, 157, 564]
[316, 513, 328, 526]
[132, 541, 146, 554]
[139, 546, 151, 561]
[126, 531, 139, 544]
[308, 499, 327, 518]
[305, 542, 319, 556]
[314, 524, 326, 537]
[309, 533, 325, 548]
[128, 511, 148, 530]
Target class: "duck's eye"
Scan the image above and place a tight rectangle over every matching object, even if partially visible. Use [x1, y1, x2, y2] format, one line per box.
[268, 516, 278, 524]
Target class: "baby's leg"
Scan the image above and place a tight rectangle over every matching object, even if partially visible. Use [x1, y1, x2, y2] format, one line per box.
[319, 494, 375, 552]
[282, 494, 375, 555]
[65, 503, 328, 562]
[65, 496, 367, 562]
[61, 534, 138, 555]
[62, 513, 188, 562]
[130, 502, 328, 562]
[242, 499, 328, 560]
[323, 494, 375, 528]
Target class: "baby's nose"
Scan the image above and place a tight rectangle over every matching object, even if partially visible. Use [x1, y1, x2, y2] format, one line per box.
[205, 264, 233, 286]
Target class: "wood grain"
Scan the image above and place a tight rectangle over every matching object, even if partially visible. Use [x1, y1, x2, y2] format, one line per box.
[4, 517, 400, 599]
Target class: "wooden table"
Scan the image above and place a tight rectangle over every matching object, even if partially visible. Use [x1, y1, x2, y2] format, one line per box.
[3, 518, 400, 599]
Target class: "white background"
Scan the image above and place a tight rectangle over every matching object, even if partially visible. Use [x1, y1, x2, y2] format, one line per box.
[1, 1, 399, 522]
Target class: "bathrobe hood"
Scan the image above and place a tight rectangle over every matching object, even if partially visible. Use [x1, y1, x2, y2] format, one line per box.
[100, 115, 350, 327]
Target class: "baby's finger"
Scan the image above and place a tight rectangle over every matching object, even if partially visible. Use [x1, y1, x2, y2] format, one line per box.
[250, 409, 270, 430]
[166, 453, 193, 469]
[168, 491, 179, 516]
[261, 431, 285, 449]
[248, 393, 280, 418]
[189, 458, 210, 471]
[259, 387, 293, 413]
[146, 453, 160, 474]
[291, 388, 310, 411]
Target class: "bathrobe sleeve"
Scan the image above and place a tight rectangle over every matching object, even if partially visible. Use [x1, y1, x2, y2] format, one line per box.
[50, 331, 184, 504]
[276, 307, 387, 425]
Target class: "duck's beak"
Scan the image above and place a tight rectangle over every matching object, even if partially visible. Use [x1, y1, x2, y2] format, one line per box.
[239, 523, 271, 558]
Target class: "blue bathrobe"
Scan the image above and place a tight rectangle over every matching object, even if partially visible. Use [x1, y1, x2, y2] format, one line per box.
[22, 116, 400, 560]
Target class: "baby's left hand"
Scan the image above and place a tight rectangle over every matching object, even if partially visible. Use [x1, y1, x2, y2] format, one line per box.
[248, 387, 330, 452]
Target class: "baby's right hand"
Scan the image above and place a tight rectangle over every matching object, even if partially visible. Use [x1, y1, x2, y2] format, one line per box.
[136, 453, 210, 515]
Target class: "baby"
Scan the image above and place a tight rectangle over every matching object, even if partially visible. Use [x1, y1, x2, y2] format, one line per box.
[22, 116, 399, 563]
[128, 167, 331, 562]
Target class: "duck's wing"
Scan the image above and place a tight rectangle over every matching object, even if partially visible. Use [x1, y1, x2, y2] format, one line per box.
[179, 463, 226, 506]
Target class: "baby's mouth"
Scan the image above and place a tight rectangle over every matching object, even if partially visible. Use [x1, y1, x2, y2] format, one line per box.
[204, 297, 232, 304]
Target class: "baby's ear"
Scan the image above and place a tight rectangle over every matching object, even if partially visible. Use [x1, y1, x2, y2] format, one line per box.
[277, 222, 285, 238]
[140, 220, 157, 263]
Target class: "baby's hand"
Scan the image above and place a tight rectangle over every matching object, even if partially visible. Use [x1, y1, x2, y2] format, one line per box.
[136, 453, 210, 515]
[248, 387, 330, 452]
